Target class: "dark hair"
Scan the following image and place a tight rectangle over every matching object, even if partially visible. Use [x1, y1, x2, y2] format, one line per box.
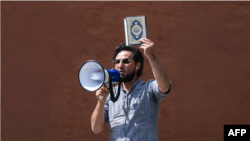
[113, 43, 144, 77]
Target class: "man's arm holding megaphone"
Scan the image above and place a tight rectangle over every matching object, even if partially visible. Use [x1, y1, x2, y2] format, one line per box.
[91, 85, 110, 134]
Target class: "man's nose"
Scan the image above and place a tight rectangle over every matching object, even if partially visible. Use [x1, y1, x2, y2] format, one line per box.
[116, 61, 124, 68]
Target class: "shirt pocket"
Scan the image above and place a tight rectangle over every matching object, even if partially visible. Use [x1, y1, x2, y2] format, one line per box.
[129, 95, 141, 111]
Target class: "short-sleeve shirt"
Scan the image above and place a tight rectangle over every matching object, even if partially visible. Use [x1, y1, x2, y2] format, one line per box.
[104, 78, 172, 141]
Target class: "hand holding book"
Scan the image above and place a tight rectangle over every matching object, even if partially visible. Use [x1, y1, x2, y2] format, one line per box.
[138, 38, 155, 59]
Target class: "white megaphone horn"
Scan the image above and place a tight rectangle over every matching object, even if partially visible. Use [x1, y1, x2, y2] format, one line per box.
[78, 60, 121, 102]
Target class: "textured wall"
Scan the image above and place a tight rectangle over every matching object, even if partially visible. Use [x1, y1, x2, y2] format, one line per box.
[2, 1, 250, 141]
[172, 2, 250, 141]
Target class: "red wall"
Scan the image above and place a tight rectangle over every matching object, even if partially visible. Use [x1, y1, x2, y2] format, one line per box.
[2, 1, 250, 141]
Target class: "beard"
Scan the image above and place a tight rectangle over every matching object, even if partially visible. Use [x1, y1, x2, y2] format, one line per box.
[121, 69, 136, 83]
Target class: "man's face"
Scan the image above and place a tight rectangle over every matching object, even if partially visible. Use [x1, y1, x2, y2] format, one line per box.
[115, 51, 136, 82]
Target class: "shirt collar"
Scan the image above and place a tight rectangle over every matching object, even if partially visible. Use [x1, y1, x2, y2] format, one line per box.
[121, 78, 143, 93]
[132, 78, 142, 87]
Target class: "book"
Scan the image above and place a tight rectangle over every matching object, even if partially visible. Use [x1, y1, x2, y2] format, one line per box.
[124, 15, 148, 46]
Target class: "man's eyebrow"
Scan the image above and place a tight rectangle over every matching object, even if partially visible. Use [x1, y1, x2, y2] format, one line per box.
[115, 58, 129, 60]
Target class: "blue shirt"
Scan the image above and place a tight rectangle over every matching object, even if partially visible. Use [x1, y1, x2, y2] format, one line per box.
[104, 78, 172, 141]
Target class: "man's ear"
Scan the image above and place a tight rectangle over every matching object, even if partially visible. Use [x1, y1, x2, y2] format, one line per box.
[135, 62, 141, 71]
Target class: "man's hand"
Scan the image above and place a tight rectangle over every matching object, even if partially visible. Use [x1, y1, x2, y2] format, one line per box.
[96, 85, 109, 102]
[138, 38, 155, 59]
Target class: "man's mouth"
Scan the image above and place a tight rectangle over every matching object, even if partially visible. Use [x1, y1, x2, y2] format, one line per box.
[118, 69, 125, 74]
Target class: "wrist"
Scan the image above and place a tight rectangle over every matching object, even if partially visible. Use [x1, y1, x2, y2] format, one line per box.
[98, 100, 105, 106]
[147, 54, 157, 61]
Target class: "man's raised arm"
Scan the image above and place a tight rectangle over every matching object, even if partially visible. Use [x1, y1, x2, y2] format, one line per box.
[138, 38, 170, 93]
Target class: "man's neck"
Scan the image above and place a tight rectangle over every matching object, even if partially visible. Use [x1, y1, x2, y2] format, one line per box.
[122, 76, 138, 93]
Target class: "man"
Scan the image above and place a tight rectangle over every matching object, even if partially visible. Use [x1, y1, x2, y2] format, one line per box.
[91, 38, 172, 141]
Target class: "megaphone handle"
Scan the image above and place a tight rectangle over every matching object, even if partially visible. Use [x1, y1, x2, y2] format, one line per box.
[105, 83, 109, 88]
[99, 95, 104, 99]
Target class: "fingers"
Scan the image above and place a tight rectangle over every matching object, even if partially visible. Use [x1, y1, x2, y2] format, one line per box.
[139, 44, 148, 48]
[112, 82, 119, 87]
[96, 87, 109, 101]
[102, 84, 106, 88]
[138, 38, 154, 48]
[139, 38, 153, 44]
[100, 87, 109, 94]
[138, 44, 152, 50]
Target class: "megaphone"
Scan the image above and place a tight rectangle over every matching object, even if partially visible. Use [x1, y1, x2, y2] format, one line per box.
[78, 60, 121, 102]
